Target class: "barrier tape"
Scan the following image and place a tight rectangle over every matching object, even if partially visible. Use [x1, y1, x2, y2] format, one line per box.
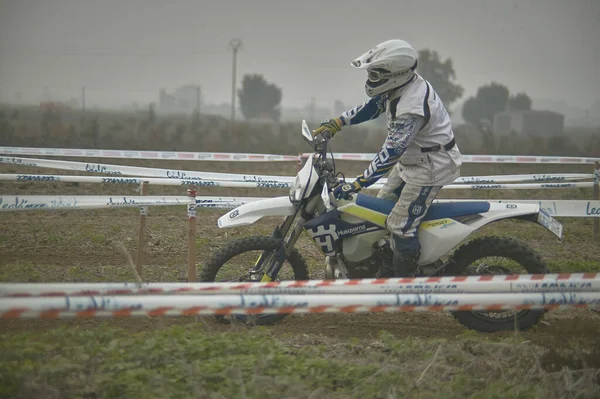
[1, 195, 598, 216]
[1, 292, 599, 319]
[445, 182, 593, 190]
[1, 146, 599, 164]
[452, 174, 593, 184]
[0, 155, 594, 187]
[0, 156, 295, 183]
[3, 303, 598, 319]
[0, 174, 294, 189]
[0, 195, 267, 211]
[306, 153, 600, 165]
[0, 146, 299, 162]
[2, 273, 598, 297]
[0, 195, 193, 211]
[0, 173, 594, 189]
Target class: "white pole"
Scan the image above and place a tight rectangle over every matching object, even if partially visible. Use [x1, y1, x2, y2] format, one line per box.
[2, 273, 599, 297]
[1, 292, 599, 319]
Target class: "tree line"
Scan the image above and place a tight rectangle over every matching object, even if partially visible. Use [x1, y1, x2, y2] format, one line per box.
[237, 50, 532, 125]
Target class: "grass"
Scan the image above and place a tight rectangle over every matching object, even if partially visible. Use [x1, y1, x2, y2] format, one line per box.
[0, 160, 599, 398]
[1, 324, 599, 399]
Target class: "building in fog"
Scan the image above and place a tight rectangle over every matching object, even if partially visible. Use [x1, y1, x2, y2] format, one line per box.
[159, 85, 201, 114]
[493, 110, 564, 136]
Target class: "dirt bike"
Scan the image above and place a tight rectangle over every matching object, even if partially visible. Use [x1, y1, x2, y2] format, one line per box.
[201, 120, 564, 332]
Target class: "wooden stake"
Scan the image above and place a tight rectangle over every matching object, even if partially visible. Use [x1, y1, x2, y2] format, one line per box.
[187, 187, 197, 282]
[594, 162, 599, 240]
[135, 181, 149, 277]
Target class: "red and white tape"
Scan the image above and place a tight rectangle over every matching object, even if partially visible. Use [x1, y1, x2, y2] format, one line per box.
[2, 273, 598, 297]
[1, 292, 599, 319]
[0, 146, 299, 162]
[311, 153, 600, 165]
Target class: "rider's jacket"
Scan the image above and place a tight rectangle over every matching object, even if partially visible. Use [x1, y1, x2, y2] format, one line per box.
[340, 74, 462, 187]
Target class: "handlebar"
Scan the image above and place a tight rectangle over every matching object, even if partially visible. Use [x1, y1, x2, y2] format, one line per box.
[302, 120, 341, 189]
[313, 135, 341, 188]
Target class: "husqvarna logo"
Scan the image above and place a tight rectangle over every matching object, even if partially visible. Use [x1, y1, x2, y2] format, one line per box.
[337, 225, 366, 236]
[411, 204, 423, 216]
[308, 224, 339, 255]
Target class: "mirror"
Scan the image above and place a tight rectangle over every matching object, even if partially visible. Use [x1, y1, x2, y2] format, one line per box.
[321, 182, 333, 211]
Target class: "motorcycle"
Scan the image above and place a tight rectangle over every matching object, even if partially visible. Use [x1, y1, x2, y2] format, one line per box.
[200, 120, 564, 332]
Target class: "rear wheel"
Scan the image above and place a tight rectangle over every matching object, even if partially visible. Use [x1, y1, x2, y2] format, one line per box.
[444, 236, 549, 332]
[200, 236, 310, 325]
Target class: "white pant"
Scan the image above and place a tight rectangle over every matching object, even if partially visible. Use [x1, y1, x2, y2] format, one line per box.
[377, 152, 459, 238]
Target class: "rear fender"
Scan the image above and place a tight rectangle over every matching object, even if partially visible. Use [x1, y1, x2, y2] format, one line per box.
[462, 203, 562, 239]
[418, 202, 562, 265]
[217, 196, 296, 228]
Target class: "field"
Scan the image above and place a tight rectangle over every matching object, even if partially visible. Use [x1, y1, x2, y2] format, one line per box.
[1, 157, 599, 398]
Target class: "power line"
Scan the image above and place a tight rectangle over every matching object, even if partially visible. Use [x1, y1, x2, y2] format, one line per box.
[0, 47, 224, 57]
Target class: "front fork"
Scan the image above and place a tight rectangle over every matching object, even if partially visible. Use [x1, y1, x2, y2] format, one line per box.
[254, 196, 321, 282]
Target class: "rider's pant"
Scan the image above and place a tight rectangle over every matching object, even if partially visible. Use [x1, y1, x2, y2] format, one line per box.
[377, 163, 442, 257]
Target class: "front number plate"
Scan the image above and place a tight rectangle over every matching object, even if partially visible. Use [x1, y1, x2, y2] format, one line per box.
[537, 209, 563, 239]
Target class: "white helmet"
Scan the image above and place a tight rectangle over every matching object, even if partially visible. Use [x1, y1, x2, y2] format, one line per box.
[351, 39, 418, 97]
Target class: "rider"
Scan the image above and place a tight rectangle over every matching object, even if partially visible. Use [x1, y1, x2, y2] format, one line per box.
[312, 39, 462, 278]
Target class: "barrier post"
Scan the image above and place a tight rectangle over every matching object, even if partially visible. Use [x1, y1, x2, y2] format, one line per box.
[594, 162, 599, 240]
[135, 181, 149, 276]
[187, 187, 197, 282]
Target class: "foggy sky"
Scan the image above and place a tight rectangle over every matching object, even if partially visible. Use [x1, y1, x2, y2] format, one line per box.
[0, 0, 599, 110]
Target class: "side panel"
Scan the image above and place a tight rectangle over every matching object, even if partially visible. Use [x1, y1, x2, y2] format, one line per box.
[304, 210, 384, 256]
[416, 203, 542, 264]
[417, 219, 475, 264]
[217, 196, 295, 228]
[342, 230, 388, 262]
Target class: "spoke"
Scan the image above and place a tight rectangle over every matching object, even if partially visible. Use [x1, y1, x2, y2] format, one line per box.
[465, 256, 528, 321]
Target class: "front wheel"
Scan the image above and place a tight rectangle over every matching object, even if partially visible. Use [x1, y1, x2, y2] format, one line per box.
[200, 236, 310, 325]
[444, 236, 549, 332]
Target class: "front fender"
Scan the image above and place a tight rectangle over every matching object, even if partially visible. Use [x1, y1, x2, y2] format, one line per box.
[217, 196, 296, 228]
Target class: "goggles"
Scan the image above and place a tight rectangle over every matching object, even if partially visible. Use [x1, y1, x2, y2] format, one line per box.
[366, 61, 417, 82]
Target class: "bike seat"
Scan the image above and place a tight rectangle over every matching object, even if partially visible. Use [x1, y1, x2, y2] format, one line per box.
[354, 194, 491, 221]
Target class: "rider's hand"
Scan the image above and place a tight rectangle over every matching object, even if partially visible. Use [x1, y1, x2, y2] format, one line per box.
[312, 117, 344, 139]
[333, 180, 362, 200]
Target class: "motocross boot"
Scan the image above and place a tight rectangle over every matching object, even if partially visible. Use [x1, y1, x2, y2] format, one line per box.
[390, 235, 421, 278]
[391, 250, 419, 277]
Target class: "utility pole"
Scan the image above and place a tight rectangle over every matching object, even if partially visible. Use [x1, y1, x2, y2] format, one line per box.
[196, 86, 201, 114]
[81, 86, 86, 113]
[229, 39, 243, 121]
[81, 86, 86, 129]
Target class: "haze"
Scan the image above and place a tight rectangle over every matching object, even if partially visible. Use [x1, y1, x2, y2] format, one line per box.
[1, 0, 599, 117]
